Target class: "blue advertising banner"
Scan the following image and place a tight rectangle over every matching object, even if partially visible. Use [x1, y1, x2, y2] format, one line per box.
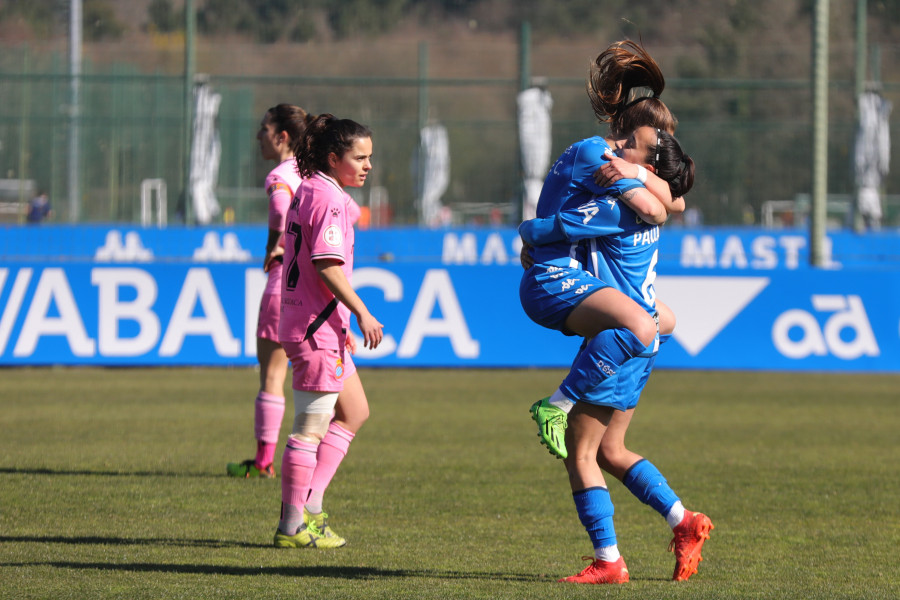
[1, 225, 898, 371]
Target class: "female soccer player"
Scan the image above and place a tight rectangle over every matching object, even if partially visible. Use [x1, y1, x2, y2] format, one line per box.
[523, 127, 712, 584]
[227, 104, 313, 479]
[273, 114, 383, 549]
[520, 41, 713, 583]
[526, 40, 683, 460]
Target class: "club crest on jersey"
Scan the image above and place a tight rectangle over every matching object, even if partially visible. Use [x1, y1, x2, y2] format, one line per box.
[334, 357, 344, 379]
[323, 225, 343, 247]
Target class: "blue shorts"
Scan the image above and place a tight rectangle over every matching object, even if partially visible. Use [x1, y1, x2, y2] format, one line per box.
[519, 263, 611, 335]
[566, 343, 656, 411]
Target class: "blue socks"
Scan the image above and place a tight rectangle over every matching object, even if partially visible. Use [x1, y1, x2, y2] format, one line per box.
[622, 459, 680, 517]
[573, 487, 617, 550]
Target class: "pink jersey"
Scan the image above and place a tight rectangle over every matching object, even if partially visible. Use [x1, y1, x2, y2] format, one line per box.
[263, 158, 302, 296]
[279, 173, 356, 349]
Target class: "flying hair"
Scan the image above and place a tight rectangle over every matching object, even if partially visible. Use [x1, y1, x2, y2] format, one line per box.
[587, 40, 677, 137]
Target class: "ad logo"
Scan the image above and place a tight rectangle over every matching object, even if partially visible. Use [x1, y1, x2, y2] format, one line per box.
[772, 295, 879, 360]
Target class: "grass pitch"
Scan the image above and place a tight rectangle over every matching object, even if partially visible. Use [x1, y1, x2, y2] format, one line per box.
[1, 367, 898, 599]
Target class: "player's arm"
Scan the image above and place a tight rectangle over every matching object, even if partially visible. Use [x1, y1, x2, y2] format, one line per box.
[574, 143, 668, 226]
[315, 259, 384, 350]
[618, 188, 668, 224]
[264, 178, 293, 270]
[519, 200, 622, 246]
[597, 151, 684, 217]
[263, 231, 285, 272]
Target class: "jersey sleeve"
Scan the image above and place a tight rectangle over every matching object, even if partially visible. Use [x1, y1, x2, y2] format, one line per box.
[265, 173, 294, 231]
[520, 195, 625, 246]
[307, 191, 348, 264]
[572, 139, 643, 198]
[518, 216, 564, 246]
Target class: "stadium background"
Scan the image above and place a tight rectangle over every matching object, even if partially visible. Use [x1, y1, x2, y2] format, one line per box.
[0, 1, 898, 372]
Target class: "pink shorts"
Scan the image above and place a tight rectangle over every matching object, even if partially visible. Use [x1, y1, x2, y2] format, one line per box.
[256, 291, 281, 341]
[283, 338, 357, 393]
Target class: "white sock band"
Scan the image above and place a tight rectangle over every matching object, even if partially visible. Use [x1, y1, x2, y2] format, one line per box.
[666, 501, 686, 529]
[595, 544, 621, 562]
[549, 389, 575, 413]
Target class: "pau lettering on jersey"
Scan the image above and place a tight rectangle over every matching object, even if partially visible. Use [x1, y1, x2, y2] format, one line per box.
[0, 266, 480, 363]
[679, 234, 839, 270]
[441, 232, 523, 266]
[633, 225, 660, 247]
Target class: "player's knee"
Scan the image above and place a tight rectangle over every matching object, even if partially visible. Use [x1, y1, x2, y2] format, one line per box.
[291, 390, 339, 442]
[631, 316, 658, 348]
[348, 403, 370, 429]
[597, 443, 630, 473]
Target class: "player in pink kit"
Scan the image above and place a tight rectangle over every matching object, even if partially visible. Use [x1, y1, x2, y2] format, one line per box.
[228, 104, 314, 479]
[273, 114, 383, 549]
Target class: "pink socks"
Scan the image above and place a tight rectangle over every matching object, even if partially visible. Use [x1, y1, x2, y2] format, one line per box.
[279, 438, 318, 534]
[306, 422, 355, 513]
[254, 391, 285, 468]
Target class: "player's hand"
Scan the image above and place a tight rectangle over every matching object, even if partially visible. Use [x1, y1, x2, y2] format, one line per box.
[520, 241, 534, 269]
[344, 331, 358, 355]
[595, 149, 633, 188]
[356, 312, 384, 350]
[263, 245, 285, 272]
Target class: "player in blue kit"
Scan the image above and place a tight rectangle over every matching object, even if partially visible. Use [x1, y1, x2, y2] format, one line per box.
[518, 40, 714, 584]
[524, 41, 686, 461]
[521, 127, 712, 584]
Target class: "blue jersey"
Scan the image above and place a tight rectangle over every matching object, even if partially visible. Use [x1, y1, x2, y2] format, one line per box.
[528, 136, 642, 268]
[521, 194, 660, 316]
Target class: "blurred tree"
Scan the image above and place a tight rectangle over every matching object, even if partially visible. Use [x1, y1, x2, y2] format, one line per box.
[84, 0, 125, 41]
[147, 0, 181, 33]
[327, 0, 411, 38]
[0, 0, 59, 36]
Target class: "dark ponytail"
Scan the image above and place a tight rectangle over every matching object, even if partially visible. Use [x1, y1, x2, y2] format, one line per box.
[652, 130, 695, 198]
[587, 40, 676, 137]
[266, 104, 314, 155]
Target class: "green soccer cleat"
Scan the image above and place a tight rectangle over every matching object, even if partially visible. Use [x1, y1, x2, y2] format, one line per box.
[274, 522, 345, 549]
[304, 508, 347, 547]
[530, 397, 568, 459]
[226, 459, 275, 479]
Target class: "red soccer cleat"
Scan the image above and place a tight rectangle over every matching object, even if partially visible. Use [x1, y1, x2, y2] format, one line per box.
[559, 556, 629, 584]
[669, 510, 714, 581]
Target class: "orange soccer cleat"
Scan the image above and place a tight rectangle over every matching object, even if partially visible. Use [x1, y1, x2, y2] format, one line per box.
[559, 556, 629, 584]
[669, 510, 714, 581]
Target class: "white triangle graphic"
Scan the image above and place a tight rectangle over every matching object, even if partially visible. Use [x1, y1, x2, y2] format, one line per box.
[655, 276, 770, 356]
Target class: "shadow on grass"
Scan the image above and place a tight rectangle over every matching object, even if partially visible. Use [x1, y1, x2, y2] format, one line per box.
[0, 535, 268, 549]
[0, 467, 221, 478]
[2, 561, 545, 582]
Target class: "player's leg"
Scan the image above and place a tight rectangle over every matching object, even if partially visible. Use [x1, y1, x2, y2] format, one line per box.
[305, 359, 368, 544]
[255, 338, 289, 470]
[599, 387, 713, 581]
[559, 403, 629, 584]
[533, 288, 659, 460]
[566, 287, 659, 344]
[274, 342, 345, 549]
[226, 337, 288, 478]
